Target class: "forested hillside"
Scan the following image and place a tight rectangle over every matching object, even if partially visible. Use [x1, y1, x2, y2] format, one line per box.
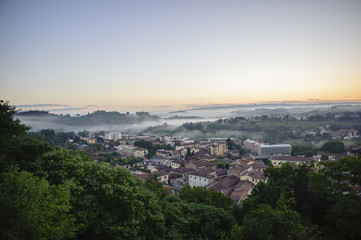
[1, 100, 361, 240]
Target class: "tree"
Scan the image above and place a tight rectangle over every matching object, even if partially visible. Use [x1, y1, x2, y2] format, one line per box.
[164, 197, 235, 240]
[322, 194, 361, 240]
[226, 138, 234, 150]
[242, 194, 320, 240]
[321, 154, 329, 160]
[72, 164, 165, 240]
[0, 168, 76, 240]
[0, 100, 29, 148]
[320, 141, 345, 154]
[0, 101, 52, 173]
[179, 186, 237, 213]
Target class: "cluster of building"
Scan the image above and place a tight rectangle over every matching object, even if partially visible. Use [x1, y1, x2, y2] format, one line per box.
[73, 132, 336, 205]
[319, 126, 359, 140]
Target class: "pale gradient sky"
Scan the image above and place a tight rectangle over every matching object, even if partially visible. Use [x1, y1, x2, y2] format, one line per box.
[1, 0, 361, 111]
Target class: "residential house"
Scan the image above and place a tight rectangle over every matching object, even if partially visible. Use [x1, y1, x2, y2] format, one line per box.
[347, 147, 361, 158]
[230, 180, 253, 205]
[154, 169, 169, 184]
[207, 176, 240, 196]
[227, 164, 253, 178]
[188, 168, 216, 187]
[240, 170, 267, 184]
[170, 160, 186, 169]
[250, 161, 267, 171]
[186, 160, 216, 170]
[122, 145, 148, 158]
[270, 156, 316, 167]
[169, 167, 194, 185]
[317, 151, 345, 161]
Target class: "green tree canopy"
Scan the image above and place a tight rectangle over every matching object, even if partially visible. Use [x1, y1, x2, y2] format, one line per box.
[0, 168, 76, 240]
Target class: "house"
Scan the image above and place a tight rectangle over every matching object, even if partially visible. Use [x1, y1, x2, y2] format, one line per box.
[241, 153, 255, 160]
[87, 138, 96, 144]
[317, 151, 345, 161]
[240, 170, 267, 184]
[188, 168, 216, 187]
[155, 166, 172, 174]
[230, 150, 240, 158]
[154, 169, 169, 184]
[210, 142, 228, 156]
[169, 167, 194, 184]
[170, 150, 181, 159]
[227, 164, 253, 178]
[347, 147, 361, 158]
[215, 169, 227, 179]
[156, 149, 170, 158]
[169, 173, 183, 185]
[250, 161, 267, 171]
[186, 160, 216, 170]
[230, 180, 253, 205]
[207, 176, 240, 196]
[170, 160, 186, 169]
[119, 161, 144, 169]
[270, 156, 316, 167]
[122, 145, 148, 158]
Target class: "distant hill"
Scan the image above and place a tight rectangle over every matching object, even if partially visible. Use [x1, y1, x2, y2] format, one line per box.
[15, 110, 160, 132]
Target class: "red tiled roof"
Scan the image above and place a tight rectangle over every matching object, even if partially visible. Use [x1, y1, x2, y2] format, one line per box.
[172, 167, 194, 174]
[234, 180, 253, 191]
[190, 160, 216, 167]
[208, 176, 239, 192]
[155, 166, 172, 173]
[243, 170, 266, 180]
[270, 156, 315, 162]
[155, 170, 168, 176]
[252, 162, 267, 169]
[190, 168, 215, 178]
[230, 189, 248, 204]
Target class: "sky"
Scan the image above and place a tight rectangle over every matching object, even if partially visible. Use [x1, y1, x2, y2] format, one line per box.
[1, 0, 361, 112]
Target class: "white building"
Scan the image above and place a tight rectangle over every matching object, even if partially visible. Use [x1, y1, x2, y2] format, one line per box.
[188, 169, 216, 187]
[258, 144, 292, 157]
[243, 139, 292, 157]
[122, 145, 148, 158]
[269, 156, 315, 167]
[105, 131, 122, 140]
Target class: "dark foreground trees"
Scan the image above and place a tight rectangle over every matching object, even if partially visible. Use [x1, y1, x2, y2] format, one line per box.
[235, 159, 361, 240]
[0, 168, 76, 240]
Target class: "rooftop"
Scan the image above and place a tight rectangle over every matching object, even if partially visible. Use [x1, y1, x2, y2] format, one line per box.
[172, 167, 194, 174]
[270, 156, 315, 162]
[208, 176, 240, 192]
[190, 168, 216, 178]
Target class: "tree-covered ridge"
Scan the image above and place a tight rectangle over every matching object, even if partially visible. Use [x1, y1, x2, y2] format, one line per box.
[15, 109, 160, 126]
[1, 100, 361, 240]
[143, 112, 361, 145]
